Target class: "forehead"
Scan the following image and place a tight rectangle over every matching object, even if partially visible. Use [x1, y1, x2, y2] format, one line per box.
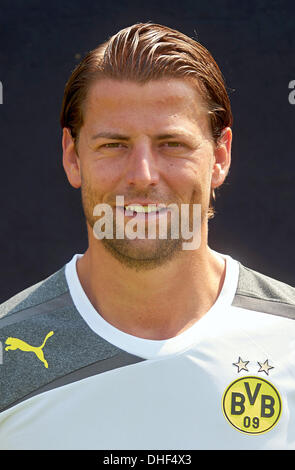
[83, 78, 210, 133]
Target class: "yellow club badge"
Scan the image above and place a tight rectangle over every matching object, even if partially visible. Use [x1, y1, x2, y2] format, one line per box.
[222, 376, 282, 434]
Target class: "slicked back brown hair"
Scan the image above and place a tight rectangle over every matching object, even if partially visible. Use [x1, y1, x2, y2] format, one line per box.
[60, 22, 233, 218]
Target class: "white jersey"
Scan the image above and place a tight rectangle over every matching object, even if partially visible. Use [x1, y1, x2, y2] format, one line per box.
[0, 252, 295, 450]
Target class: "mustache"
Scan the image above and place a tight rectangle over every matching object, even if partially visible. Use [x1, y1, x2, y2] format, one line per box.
[105, 190, 180, 206]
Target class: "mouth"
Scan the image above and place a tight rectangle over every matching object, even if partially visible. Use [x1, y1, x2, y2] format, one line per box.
[116, 203, 168, 218]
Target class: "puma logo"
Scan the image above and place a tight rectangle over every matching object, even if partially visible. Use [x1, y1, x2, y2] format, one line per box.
[5, 331, 54, 368]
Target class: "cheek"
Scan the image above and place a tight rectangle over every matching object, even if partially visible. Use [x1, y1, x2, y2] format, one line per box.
[176, 163, 212, 206]
[185, 158, 213, 187]
[164, 161, 204, 196]
[81, 161, 122, 195]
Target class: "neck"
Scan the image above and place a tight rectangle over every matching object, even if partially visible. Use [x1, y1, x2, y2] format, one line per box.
[76, 230, 226, 340]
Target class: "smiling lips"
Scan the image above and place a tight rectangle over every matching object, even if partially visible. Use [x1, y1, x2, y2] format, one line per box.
[116, 204, 168, 218]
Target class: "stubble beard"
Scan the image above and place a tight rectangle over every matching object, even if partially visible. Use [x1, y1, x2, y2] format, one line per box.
[81, 182, 206, 272]
[101, 230, 183, 271]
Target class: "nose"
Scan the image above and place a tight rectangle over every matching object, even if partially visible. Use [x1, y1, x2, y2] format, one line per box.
[125, 142, 160, 189]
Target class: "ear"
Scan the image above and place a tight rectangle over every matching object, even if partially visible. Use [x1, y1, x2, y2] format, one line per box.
[62, 128, 81, 189]
[211, 127, 232, 189]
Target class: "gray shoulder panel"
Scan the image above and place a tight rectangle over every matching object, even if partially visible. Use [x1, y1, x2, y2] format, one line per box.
[0, 291, 72, 328]
[233, 263, 295, 319]
[0, 266, 69, 320]
[0, 265, 145, 413]
[0, 351, 144, 413]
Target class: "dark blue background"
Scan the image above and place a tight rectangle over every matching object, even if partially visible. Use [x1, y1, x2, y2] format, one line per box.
[1, 0, 295, 302]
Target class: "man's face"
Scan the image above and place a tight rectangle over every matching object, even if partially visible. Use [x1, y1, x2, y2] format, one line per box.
[64, 78, 230, 269]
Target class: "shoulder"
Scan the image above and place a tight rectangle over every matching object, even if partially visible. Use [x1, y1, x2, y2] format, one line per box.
[0, 266, 70, 324]
[0, 265, 73, 412]
[233, 261, 295, 319]
[0, 264, 123, 414]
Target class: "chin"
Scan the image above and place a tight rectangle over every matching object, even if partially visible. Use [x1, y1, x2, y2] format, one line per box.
[101, 237, 183, 271]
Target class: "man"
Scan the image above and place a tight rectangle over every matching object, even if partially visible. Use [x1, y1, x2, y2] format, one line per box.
[0, 22, 294, 450]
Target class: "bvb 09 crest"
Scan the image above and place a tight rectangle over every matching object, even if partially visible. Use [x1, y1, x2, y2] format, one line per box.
[222, 376, 282, 434]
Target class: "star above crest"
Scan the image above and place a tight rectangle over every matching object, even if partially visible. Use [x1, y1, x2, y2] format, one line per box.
[233, 357, 249, 373]
[257, 359, 274, 375]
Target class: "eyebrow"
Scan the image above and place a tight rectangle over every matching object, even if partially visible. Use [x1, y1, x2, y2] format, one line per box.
[91, 131, 194, 141]
[91, 132, 129, 141]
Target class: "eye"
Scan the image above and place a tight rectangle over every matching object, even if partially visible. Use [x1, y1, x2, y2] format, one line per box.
[102, 142, 126, 148]
[163, 142, 182, 147]
[161, 141, 188, 150]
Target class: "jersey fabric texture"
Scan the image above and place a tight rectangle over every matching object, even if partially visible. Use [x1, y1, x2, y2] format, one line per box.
[0, 252, 295, 450]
